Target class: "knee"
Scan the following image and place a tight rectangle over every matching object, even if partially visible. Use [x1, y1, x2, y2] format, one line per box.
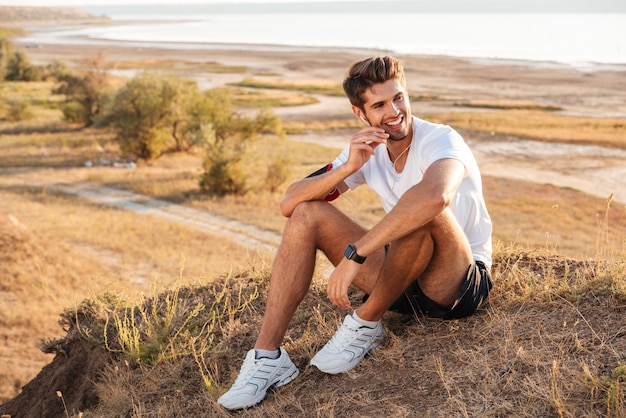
[419, 209, 458, 238]
[397, 221, 433, 245]
[286, 201, 327, 230]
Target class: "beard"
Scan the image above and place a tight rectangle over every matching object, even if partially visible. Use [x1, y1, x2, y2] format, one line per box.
[382, 112, 410, 141]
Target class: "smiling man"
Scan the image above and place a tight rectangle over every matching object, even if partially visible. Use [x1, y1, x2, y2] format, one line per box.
[217, 55, 493, 410]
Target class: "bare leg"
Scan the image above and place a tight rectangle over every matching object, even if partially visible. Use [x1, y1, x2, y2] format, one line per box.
[254, 201, 384, 350]
[356, 208, 473, 322]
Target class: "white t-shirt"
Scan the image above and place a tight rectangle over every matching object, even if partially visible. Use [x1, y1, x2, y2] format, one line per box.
[331, 116, 493, 268]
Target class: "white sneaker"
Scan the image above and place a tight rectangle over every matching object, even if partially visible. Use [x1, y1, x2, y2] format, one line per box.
[217, 347, 299, 410]
[310, 314, 386, 374]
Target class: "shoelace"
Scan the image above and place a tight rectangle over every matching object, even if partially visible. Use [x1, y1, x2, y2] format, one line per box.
[232, 357, 263, 387]
[326, 323, 362, 351]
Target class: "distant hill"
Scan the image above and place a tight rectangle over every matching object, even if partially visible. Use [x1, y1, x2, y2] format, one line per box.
[0, 6, 108, 22]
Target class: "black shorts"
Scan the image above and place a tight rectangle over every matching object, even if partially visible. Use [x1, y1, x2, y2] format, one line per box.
[387, 260, 493, 320]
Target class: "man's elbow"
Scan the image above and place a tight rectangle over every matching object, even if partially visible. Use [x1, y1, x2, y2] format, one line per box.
[428, 188, 454, 213]
[279, 197, 295, 218]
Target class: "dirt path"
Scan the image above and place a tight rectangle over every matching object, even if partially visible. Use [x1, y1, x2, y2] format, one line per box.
[0, 174, 283, 253]
[466, 133, 626, 206]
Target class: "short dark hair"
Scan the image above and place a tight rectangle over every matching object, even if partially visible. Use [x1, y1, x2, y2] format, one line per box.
[343, 56, 406, 109]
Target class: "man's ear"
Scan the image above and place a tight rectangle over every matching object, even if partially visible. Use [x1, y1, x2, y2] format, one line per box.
[352, 106, 368, 124]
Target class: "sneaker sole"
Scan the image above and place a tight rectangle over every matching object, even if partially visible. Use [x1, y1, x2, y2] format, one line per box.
[275, 365, 299, 388]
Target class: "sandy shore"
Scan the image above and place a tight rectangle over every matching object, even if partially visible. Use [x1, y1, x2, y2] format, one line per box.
[13, 36, 626, 204]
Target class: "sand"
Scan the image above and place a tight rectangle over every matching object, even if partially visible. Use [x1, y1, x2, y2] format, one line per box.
[14, 37, 626, 204]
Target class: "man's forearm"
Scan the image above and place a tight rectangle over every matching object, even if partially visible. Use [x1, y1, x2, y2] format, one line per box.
[279, 164, 352, 217]
[353, 183, 447, 256]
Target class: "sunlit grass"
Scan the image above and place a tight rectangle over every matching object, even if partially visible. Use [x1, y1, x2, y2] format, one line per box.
[26, 240, 624, 416]
[427, 109, 626, 149]
[230, 77, 345, 96]
[107, 59, 247, 73]
[0, 80, 59, 100]
[212, 86, 318, 108]
[453, 99, 562, 111]
[282, 119, 362, 134]
[0, 176, 272, 400]
[0, 126, 119, 168]
[0, 26, 29, 36]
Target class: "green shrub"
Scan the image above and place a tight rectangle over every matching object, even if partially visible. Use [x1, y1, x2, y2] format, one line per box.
[199, 152, 248, 196]
[60, 100, 89, 124]
[5, 50, 43, 81]
[5, 100, 32, 121]
[264, 155, 291, 193]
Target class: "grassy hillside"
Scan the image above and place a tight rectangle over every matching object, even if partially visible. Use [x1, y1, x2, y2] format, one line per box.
[0, 233, 624, 416]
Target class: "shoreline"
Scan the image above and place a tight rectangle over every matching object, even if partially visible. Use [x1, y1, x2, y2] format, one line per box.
[16, 31, 626, 75]
[12, 16, 626, 73]
[12, 5, 626, 71]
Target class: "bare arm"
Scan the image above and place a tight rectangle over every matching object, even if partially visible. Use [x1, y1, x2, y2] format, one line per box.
[279, 165, 351, 217]
[353, 158, 466, 256]
[279, 126, 388, 217]
[325, 157, 466, 309]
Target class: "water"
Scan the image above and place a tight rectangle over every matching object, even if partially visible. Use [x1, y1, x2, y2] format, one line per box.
[21, 6, 626, 67]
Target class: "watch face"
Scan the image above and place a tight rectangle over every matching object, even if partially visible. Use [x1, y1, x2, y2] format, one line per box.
[344, 244, 366, 264]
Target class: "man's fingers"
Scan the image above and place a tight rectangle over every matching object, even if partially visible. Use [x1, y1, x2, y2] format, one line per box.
[327, 283, 350, 309]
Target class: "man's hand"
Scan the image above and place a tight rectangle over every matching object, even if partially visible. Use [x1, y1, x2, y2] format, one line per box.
[345, 127, 388, 173]
[327, 257, 361, 309]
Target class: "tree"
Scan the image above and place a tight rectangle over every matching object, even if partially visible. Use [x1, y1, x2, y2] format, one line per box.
[198, 92, 285, 196]
[54, 55, 110, 126]
[105, 72, 285, 195]
[108, 73, 201, 160]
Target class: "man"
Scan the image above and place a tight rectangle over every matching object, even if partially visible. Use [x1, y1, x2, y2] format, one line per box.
[217, 56, 493, 410]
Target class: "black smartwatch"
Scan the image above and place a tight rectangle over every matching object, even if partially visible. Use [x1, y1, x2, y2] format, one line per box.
[344, 244, 366, 264]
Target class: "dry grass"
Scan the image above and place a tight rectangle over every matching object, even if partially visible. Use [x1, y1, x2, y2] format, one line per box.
[2, 244, 622, 417]
[483, 177, 626, 259]
[0, 186, 269, 402]
[230, 78, 345, 96]
[0, 26, 28, 37]
[106, 59, 247, 74]
[427, 109, 626, 149]
[452, 98, 562, 111]
[282, 119, 362, 133]
[212, 86, 319, 108]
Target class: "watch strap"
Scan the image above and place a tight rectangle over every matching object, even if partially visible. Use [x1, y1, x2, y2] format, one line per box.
[344, 244, 366, 264]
